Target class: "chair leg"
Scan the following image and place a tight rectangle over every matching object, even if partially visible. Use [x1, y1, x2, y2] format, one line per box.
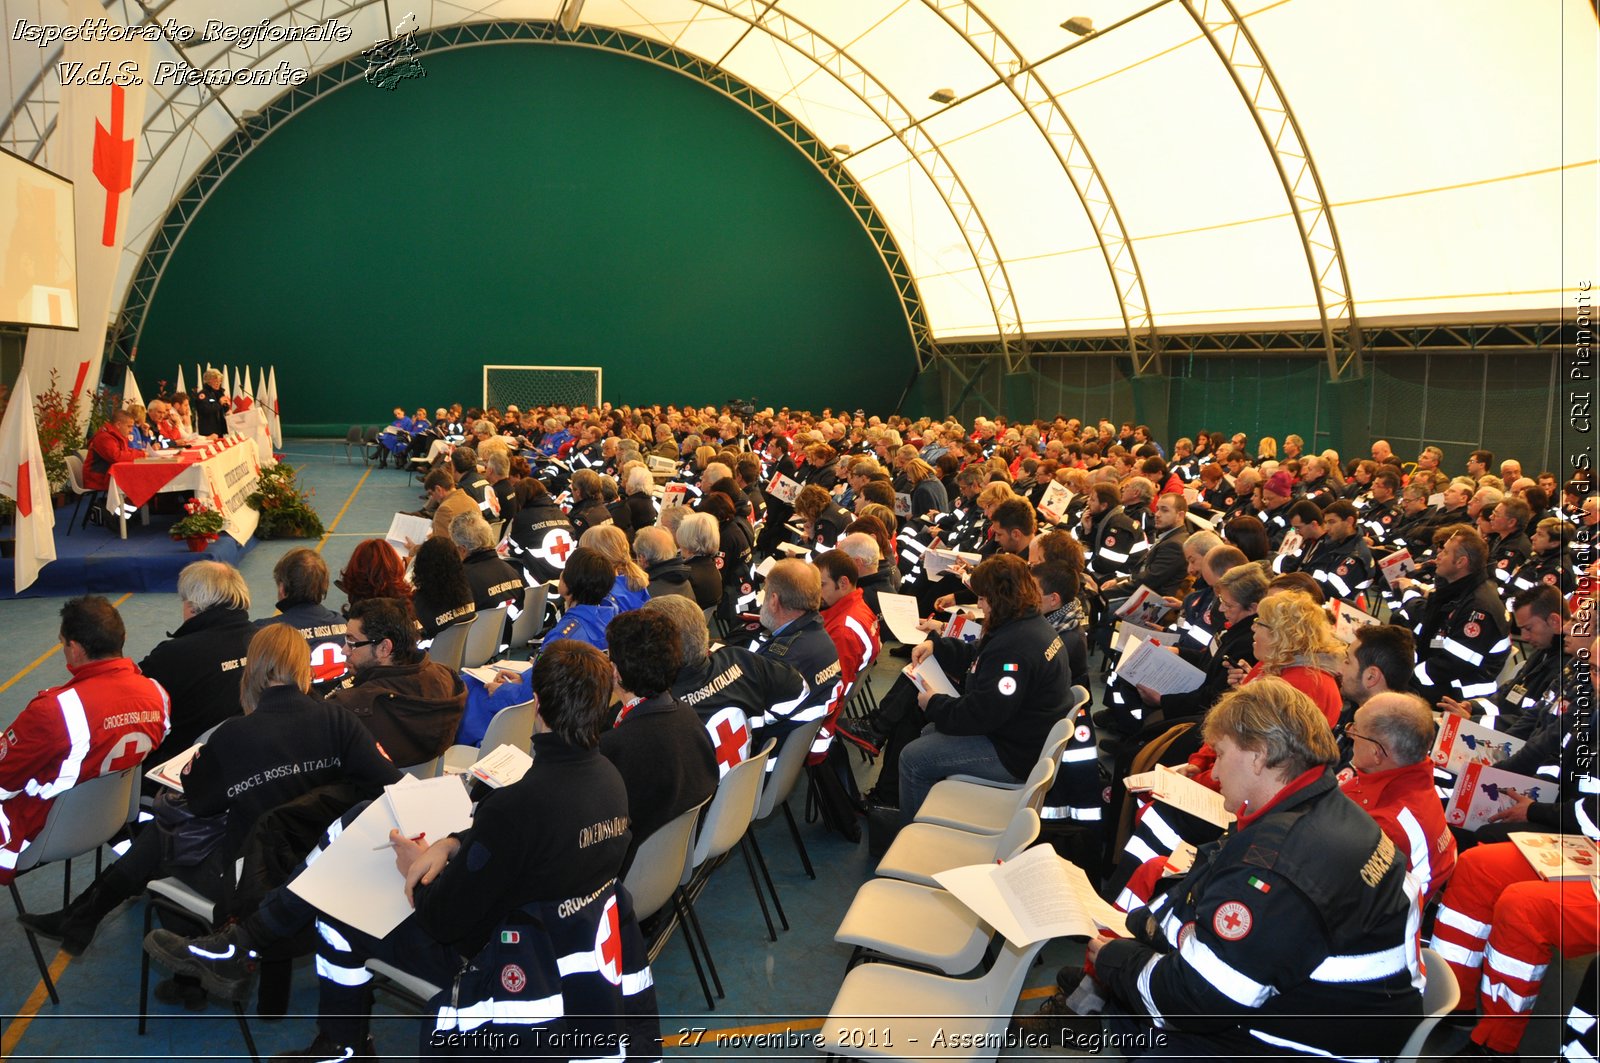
[138, 900, 155, 1033]
[677, 889, 723, 1001]
[669, 892, 715, 1011]
[738, 837, 779, 942]
[232, 1001, 260, 1062]
[10, 882, 60, 1005]
[62, 856, 71, 908]
[67, 492, 83, 535]
[780, 800, 817, 879]
[745, 831, 788, 932]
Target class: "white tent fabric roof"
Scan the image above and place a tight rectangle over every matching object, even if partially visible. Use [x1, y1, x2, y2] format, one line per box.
[4, 0, 1594, 346]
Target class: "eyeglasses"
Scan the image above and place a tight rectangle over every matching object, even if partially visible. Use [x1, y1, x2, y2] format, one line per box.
[344, 637, 378, 648]
[1344, 727, 1388, 759]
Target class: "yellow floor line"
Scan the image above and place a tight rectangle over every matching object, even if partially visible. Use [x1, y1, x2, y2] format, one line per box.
[316, 467, 372, 553]
[0, 591, 133, 696]
[1, 948, 72, 1059]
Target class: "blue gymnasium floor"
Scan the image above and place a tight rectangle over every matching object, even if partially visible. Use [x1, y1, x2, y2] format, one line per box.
[0, 445, 1093, 1062]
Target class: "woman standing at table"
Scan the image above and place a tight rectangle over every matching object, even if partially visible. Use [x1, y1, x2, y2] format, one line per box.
[195, 369, 231, 437]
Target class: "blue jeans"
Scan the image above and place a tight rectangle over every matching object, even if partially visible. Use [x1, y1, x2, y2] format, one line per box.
[897, 728, 1021, 824]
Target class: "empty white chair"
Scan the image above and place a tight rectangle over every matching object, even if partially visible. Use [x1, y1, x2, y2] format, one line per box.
[875, 807, 1040, 888]
[834, 878, 993, 977]
[424, 620, 471, 672]
[460, 605, 508, 668]
[440, 699, 536, 775]
[913, 753, 1058, 836]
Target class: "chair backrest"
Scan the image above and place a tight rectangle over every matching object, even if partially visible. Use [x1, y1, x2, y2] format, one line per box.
[345, 426, 362, 444]
[688, 738, 774, 873]
[425, 619, 471, 671]
[973, 936, 1053, 1022]
[623, 795, 711, 922]
[401, 758, 440, 780]
[1395, 947, 1462, 1060]
[1017, 756, 1058, 815]
[1068, 684, 1090, 715]
[481, 699, 537, 755]
[362, 426, 380, 443]
[996, 807, 1042, 862]
[755, 718, 825, 821]
[16, 767, 138, 873]
[460, 606, 509, 668]
[65, 453, 85, 493]
[507, 584, 551, 650]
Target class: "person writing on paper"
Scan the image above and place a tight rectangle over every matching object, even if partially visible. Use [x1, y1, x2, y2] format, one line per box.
[23, 626, 397, 966]
[896, 553, 1074, 823]
[1090, 679, 1422, 1061]
[1135, 552, 1264, 724]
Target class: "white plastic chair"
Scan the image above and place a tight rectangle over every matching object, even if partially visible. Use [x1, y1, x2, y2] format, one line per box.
[8, 766, 139, 1003]
[834, 878, 993, 977]
[875, 807, 1041, 888]
[913, 750, 1059, 836]
[816, 934, 1050, 1059]
[623, 796, 715, 1007]
[1389, 947, 1463, 1062]
[424, 619, 471, 672]
[138, 875, 259, 1060]
[440, 699, 536, 775]
[506, 584, 551, 651]
[460, 605, 508, 668]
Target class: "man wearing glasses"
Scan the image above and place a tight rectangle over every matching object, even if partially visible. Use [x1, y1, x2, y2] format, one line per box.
[1337, 691, 1457, 906]
[324, 598, 467, 769]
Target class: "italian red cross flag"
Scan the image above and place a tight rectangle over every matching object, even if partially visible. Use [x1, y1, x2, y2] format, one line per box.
[21, 0, 149, 428]
[0, 375, 59, 591]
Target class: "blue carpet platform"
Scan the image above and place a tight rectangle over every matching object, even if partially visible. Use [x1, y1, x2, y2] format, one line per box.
[0, 508, 255, 599]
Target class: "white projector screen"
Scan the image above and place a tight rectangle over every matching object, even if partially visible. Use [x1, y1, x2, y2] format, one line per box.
[0, 148, 78, 330]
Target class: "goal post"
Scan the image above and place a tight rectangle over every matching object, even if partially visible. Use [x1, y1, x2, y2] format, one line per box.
[482, 365, 603, 413]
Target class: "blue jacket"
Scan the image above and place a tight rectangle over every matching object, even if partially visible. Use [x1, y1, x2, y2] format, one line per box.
[606, 574, 651, 614]
[456, 602, 618, 746]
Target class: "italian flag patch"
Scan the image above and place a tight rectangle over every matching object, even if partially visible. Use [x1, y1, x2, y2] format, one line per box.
[1002, 663, 1019, 672]
[501, 931, 521, 944]
[1247, 876, 1271, 893]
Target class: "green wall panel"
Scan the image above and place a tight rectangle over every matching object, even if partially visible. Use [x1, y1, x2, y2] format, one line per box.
[132, 44, 916, 433]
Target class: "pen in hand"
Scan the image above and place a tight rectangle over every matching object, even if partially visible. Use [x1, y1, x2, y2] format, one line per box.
[373, 832, 426, 851]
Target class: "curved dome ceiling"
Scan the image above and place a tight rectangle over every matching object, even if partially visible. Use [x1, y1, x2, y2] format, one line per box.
[4, 0, 1594, 353]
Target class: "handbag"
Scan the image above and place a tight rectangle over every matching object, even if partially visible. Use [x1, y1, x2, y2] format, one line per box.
[151, 789, 229, 867]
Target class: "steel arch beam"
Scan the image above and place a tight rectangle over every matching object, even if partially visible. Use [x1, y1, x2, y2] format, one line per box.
[1181, 0, 1364, 380]
[694, 0, 1024, 371]
[115, 21, 936, 368]
[920, 0, 1159, 375]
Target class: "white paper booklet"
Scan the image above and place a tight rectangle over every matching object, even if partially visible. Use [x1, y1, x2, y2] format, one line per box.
[1037, 481, 1074, 524]
[878, 592, 929, 645]
[1111, 621, 1174, 654]
[385, 512, 433, 556]
[933, 844, 1126, 947]
[903, 655, 960, 697]
[289, 775, 473, 939]
[1327, 600, 1382, 645]
[1116, 635, 1206, 695]
[462, 659, 533, 686]
[1377, 549, 1416, 586]
[1114, 585, 1168, 626]
[1444, 763, 1548, 832]
[1431, 715, 1525, 775]
[144, 744, 202, 792]
[469, 744, 534, 789]
[1124, 765, 1235, 828]
[767, 473, 803, 505]
[924, 549, 981, 579]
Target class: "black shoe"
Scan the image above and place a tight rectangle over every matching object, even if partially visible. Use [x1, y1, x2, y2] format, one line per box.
[18, 908, 95, 956]
[1008, 989, 1104, 1045]
[888, 644, 913, 659]
[153, 974, 209, 1011]
[144, 925, 258, 1003]
[272, 1032, 378, 1062]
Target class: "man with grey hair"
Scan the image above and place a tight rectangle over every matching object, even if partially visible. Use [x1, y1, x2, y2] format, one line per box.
[635, 526, 694, 601]
[450, 512, 525, 644]
[749, 560, 843, 755]
[140, 561, 255, 767]
[644, 595, 807, 776]
[1338, 691, 1456, 905]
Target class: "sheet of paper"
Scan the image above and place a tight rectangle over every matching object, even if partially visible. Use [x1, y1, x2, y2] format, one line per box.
[461, 659, 533, 686]
[775, 541, 811, 557]
[768, 473, 802, 505]
[660, 483, 689, 509]
[1115, 635, 1206, 695]
[1445, 763, 1548, 832]
[469, 744, 534, 789]
[1327, 600, 1382, 645]
[144, 744, 202, 792]
[385, 512, 433, 556]
[1038, 481, 1074, 524]
[1111, 621, 1172, 654]
[384, 774, 473, 841]
[1125, 765, 1234, 828]
[1274, 529, 1304, 559]
[878, 592, 929, 645]
[903, 655, 960, 697]
[1431, 715, 1525, 775]
[933, 844, 1126, 947]
[924, 549, 981, 579]
[1185, 510, 1216, 531]
[1114, 585, 1167, 625]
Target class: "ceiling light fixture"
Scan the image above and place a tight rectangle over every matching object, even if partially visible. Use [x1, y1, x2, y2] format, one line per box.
[928, 87, 958, 104]
[1061, 16, 1095, 36]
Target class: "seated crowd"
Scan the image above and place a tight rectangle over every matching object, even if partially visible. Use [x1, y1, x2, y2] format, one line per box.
[5, 400, 1596, 1061]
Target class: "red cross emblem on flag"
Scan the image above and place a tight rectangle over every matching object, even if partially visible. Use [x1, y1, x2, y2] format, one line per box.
[595, 894, 623, 986]
[93, 85, 136, 247]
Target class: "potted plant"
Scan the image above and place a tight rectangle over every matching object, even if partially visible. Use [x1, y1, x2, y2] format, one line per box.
[171, 497, 226, 551]
[246, 463, 325, 539]
[33, 370, 85, 500]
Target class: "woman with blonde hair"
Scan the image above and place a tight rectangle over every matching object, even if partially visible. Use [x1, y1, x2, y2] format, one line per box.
[902, 457, 948, 515]
[580, 523, 649, 612]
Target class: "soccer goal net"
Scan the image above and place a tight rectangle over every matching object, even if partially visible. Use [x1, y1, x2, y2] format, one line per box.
[483, 365, 602, 413]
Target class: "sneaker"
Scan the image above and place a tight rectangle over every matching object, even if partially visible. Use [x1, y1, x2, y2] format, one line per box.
[834, 717, 882, 756]
[152, 975, 209, 1011]
[143, 925, 258, 1002]
[272, 1032, 378, 1062]
[1009, 989, 1104, 1044]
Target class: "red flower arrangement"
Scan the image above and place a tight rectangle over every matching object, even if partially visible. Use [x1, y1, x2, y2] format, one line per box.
[171, 497, 226, 544]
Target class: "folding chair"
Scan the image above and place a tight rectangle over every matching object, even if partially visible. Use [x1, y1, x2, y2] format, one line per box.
[342, 426, 363, 464]
[624, 796, 715, 1008]
[424, 620, 471, 672]
[9, 767, 140, 1003]
[137, 875, 259, 1061]
[875, 807, 1040, 888]
[440, 699, 536, 775]
[742, 719, 826, 933]
[460, 605, 508, 668]
[506, 584, 552, 652]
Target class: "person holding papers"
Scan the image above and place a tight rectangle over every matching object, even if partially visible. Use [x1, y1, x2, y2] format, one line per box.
[1090, 679, 1422, 1061]
[896, 553, 1075, 823]
[1135, 555, 1265, 724]
[25, 626, 397, 968]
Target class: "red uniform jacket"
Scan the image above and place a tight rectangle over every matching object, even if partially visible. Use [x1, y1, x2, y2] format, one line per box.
[815, 588, 881, 763]
[84, 424, 139, 491]
[0, 657, 170, 883]
[1339, 756, 1457, 905]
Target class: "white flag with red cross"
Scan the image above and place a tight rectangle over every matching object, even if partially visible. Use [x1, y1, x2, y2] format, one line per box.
[0, 375, 59, 591]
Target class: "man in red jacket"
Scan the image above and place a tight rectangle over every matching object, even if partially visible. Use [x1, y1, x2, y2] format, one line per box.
[1, 596, 170, 885]
[813, 550, 880, 765]
[1338, 691, 1457, 906]
[83, 410, 140, 492]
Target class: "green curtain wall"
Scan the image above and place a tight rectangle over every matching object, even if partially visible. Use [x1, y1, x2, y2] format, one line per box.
[132, 44, 918, 434]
